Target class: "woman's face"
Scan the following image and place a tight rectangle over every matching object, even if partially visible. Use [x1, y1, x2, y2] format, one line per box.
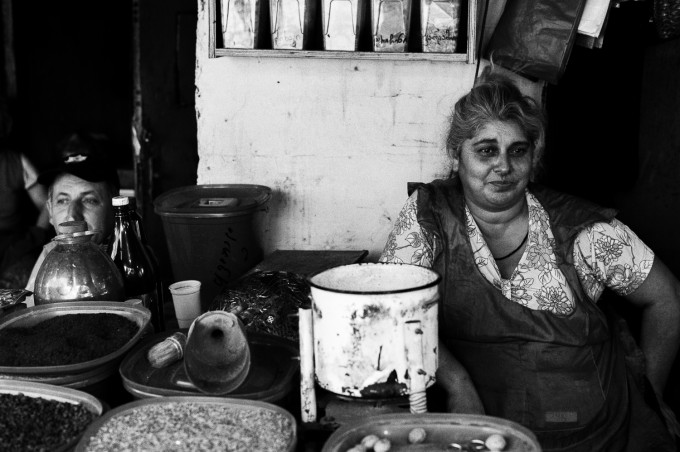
[453, 120, 533, 212]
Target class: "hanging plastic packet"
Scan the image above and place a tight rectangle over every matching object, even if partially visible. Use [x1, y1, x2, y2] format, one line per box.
[372, 0, 411, 52]
[221, 0, 261, 48]
[271, 0, 306, 49]
[322, 0, 361, 50]
[421, 0, 461, 53]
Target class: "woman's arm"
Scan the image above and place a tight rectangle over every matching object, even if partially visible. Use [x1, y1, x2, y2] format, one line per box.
[436, 339, 485, 414]
[379, 192, 434, 267]
[624, 256, 680, 397]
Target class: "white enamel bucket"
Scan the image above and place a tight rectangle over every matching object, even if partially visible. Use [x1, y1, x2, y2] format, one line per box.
[308, 263, 440, 398]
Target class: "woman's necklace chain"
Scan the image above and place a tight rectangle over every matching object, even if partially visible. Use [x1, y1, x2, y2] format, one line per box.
[493, 231, 529, 261]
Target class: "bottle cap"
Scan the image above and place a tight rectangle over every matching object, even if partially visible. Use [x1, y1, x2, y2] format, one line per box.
[112, 196, 130, 207]
[57, 221, 88, 234]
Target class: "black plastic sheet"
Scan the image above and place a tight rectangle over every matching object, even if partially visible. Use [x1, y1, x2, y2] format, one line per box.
[209, 271, 311, 342]
[486, 0, 587, 84]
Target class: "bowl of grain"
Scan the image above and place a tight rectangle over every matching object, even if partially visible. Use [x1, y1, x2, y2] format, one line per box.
[76, 396, 297, 452]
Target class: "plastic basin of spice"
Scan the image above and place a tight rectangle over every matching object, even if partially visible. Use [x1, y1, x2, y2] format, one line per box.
[75, 396, 297, 452]
[119, 329, 299, 402]
[0, 301, 152, 388]
[0, 379, 104, 452]
[322, 413, 542, 452]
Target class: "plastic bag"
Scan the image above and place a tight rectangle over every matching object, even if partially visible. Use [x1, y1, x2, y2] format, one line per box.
[654, 0, 680, 41]
[485, 0, 587, 84]
[209, 271, 311, 342]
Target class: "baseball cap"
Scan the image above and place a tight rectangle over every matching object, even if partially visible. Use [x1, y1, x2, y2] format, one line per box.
[38, 132, 121, 190]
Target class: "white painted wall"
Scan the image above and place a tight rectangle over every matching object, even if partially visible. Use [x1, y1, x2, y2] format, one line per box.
[194, 2, 539, 261]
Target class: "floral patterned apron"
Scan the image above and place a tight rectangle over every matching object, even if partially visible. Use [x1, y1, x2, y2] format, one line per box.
[417, 179, 674, 451]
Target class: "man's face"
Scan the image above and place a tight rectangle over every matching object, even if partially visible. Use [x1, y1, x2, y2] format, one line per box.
[47, 174, 114, 244]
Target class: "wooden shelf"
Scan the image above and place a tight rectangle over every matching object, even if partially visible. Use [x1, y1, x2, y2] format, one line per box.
[209, 0, 477, 63]
[214, 48, 471, 62]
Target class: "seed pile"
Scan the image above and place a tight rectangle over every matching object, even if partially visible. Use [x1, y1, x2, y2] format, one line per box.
[0, 392, 96, 451]
[85, 402, 294, 452]
[0, 313, 138, 366]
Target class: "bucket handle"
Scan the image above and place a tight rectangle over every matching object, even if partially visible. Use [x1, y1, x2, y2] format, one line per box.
[405, 320, 427, 413]
[298, 308, 317, 422]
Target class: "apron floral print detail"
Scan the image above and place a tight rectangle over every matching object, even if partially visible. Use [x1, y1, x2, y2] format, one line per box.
[574, 219, 654, 301]
[465, 193, 578, 315]
[380, 190, 654, 315]
[380, 193, 434, 267]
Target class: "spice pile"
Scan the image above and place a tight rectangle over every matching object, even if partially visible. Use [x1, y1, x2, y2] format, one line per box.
[0, 313, 139, 366]
[84, 402, 294, 452]
[0, 392, 97, 451]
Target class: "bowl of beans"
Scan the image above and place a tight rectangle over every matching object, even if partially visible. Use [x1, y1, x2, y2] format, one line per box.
[0, 301, 152, 387]
[0, 379, 103, 452]
[321, 413, 541, 452]
[76, 396, 297, 452]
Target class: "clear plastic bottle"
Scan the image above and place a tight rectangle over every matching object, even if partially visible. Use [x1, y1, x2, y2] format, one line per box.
[108, 196, 165, 332]
[34, 221, 124, 305]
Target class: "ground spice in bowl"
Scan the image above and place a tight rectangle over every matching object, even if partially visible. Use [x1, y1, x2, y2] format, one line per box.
[0, 313, 139, 367]
[0, 392, 97, 451]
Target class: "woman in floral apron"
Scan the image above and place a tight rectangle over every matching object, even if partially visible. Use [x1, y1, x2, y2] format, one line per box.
[380, 69, 680, 451]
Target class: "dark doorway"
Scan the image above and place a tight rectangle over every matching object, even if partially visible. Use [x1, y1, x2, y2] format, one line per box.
[6, 0, 199, 289]
[10, 0, 134, 173]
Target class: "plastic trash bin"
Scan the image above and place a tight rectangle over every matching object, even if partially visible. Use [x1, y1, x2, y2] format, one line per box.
[153, 184, 271, 311]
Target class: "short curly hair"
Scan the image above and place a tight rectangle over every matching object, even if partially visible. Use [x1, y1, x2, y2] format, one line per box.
[446, 69, 546, 177]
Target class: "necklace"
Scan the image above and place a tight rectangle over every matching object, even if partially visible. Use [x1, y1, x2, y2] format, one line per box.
[494, 231, 529, 261]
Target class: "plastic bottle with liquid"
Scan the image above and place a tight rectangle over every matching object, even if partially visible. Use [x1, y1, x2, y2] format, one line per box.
[108, 196, 165, 332]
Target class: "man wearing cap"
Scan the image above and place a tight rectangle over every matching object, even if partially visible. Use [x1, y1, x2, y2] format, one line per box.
[24, 133, 120, 306]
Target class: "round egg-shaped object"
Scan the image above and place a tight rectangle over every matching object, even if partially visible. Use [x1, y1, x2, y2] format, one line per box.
[485, 433, 507, 451]
[408, 427, 427, 444]
[361, 434, 380, 449]
[373, 438, 391, 452]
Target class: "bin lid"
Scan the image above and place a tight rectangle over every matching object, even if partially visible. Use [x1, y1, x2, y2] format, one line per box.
[153, 184, 271, 218]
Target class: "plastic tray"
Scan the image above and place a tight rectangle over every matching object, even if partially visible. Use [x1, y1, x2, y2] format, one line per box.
[119, 329, 299, 402]
[0, 379, 104, 452]
[322, 413, 542, 451]
[75, 396, 296, 452]
[0, 302, 151, 384]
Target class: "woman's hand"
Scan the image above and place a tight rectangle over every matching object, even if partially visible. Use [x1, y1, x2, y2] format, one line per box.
[436, 339, 485, 414]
